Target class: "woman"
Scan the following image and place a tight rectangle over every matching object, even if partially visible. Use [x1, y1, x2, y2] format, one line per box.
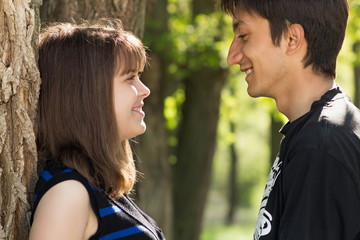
[30, 21, 165, 240]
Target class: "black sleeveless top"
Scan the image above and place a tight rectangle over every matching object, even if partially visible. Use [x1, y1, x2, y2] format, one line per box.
[31, 160, 165, 240]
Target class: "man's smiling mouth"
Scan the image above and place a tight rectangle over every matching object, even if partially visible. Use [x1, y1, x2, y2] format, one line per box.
[245, 68, 254, 76]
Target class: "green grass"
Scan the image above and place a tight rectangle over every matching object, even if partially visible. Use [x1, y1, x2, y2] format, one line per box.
[200, 224, 254, 240]
[200, 206, 258, 240]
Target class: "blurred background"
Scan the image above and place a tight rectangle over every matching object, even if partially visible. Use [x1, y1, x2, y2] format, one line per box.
[39, 0, 360, 239]
[137, 1, 360, 240]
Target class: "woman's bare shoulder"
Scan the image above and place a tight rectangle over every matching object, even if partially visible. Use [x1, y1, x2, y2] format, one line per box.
[29, 180, 94, 240]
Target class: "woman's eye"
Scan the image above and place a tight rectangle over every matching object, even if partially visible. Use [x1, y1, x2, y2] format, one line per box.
[127, 75, 136, 81]
[127, 71, 143, 81]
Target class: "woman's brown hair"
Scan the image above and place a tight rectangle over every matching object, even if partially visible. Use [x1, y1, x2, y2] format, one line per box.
[37, 20, 147, 197]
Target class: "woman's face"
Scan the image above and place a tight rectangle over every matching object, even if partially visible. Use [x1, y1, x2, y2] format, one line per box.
[113, 68, 150, 141]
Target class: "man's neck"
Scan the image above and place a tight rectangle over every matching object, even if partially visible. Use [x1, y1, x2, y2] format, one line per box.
[274, 71, 335, 122]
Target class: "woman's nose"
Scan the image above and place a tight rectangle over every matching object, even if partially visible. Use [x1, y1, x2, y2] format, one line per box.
[138, 80, 150, 98]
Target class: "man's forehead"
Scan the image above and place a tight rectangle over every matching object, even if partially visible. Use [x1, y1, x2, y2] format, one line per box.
[231, 8, 268, 32]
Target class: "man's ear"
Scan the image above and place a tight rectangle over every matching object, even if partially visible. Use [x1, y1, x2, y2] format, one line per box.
[286, 23, 305, 55]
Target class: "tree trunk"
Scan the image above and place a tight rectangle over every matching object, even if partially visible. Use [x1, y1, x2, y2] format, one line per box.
[40, 0, 146, 37]
[174, 67, 227, 240]
[0, 0, 42, 239]
[226, 121, 238, 225]
[135, 0, 173, 238]
[172, 2, 228, 239]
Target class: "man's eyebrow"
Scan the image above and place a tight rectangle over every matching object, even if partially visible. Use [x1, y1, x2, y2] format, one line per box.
[232, 20, 245, 32]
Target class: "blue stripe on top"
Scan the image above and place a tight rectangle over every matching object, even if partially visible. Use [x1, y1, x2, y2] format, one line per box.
[99, 225, 148, 240]
[88, 181, 101, 192]
[40, 170, 53, 181]
[62, 168, 73, 173]
[99, 205, 123, 218]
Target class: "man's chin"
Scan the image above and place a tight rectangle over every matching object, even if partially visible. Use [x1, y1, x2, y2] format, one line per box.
[247, 87, 260, 98]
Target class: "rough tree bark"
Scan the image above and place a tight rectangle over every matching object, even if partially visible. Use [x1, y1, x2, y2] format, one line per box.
[0, 0, 42, 239]
[40, 0, 146, 37]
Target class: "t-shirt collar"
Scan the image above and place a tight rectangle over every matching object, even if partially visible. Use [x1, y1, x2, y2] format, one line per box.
[280, 85, 343, 136]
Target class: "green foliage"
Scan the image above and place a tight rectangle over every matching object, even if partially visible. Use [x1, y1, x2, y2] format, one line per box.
[349, 1, 360, 39]
[336, 1, 360, 98]
[168, 13, 227, 71]
[164, 87, 185, 157]
[161, 0, 230, 74]
[348, 0, 360, 65]
[145, 0, 232, 161]
[164, 87, 185, 131]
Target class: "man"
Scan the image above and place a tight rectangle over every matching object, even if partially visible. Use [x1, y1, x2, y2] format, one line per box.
[221, 0, 360, 239]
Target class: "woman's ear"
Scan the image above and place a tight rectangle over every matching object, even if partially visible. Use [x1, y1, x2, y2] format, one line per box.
[286, 23, 305, 55]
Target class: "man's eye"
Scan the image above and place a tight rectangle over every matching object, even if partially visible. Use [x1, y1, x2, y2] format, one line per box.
[238, 34, 247, 40]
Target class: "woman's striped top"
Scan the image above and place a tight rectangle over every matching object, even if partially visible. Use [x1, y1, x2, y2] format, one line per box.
[31, 160, 165, 240]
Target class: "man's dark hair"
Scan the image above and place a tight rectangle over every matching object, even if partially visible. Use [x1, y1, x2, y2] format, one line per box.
[221, 0, 349, 78]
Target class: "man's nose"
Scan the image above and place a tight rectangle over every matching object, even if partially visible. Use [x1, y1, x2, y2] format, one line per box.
[227, 40, 244, 65]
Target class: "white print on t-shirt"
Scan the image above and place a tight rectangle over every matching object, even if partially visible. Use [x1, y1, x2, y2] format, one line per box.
[254, 156, 282, 240]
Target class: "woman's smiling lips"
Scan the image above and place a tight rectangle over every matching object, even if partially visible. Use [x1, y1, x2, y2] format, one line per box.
[132, 103, 145, 117]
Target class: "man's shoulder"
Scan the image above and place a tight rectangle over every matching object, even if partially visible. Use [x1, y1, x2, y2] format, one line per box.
[306, 94, 360, 134]
[286, 97, 360, 168]
[287, 97, 360, 152]
[319, 93, 360, 128]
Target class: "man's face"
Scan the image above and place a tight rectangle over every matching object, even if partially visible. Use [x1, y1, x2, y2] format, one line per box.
[227, 7, 289, 99]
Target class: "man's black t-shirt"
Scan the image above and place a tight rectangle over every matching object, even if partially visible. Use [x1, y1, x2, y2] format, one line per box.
[254, 86, 360, 240]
